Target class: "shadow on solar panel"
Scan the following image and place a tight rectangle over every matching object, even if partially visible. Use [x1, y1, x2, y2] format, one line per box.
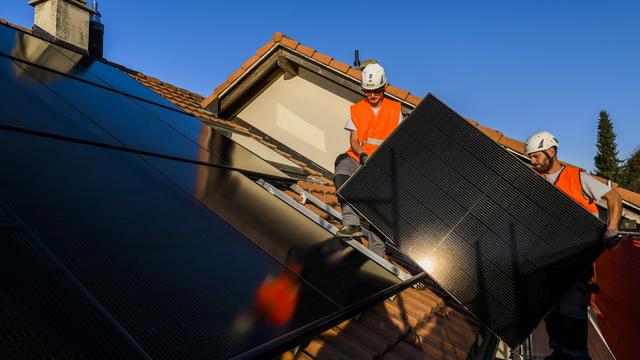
[338, 93, 606, 348]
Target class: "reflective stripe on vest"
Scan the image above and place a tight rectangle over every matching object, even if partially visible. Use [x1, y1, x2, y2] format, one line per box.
[553, 165, 599, 215]
[364, 137, 385, 146]
[346, 98, 401, 161]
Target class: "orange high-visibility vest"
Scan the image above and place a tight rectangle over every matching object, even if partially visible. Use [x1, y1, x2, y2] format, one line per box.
[347, 98, 402, 162]
[553, 165, 599, 215]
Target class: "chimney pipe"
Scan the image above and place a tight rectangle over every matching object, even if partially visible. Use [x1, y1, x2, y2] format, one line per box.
[354, 49, 361, 69]
[89, 0, 104, 58]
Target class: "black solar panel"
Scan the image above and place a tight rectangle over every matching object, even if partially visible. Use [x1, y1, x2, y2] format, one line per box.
[0, 42, 289, 181]
[0, 23, 416, 358]
[0, 24, 180, 108]
[0, 208, 144, 359]
[338, 94, 606, 347]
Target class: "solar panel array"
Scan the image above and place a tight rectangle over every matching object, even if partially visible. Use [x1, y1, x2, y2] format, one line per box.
[338, 94, 606, 347]
[0, 24, 415, 359]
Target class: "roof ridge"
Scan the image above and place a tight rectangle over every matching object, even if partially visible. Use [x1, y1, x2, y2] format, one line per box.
[200, 32, 423, 109]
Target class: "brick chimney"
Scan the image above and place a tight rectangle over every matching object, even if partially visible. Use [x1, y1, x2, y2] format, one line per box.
[29, 0, 97, 53]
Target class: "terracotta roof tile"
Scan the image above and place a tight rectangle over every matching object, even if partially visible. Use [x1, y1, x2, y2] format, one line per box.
[272, 32, 284, 42]
[301, 338, 346, 359]
[240, 54, 261, 71]
[296, 44, 316, 57]
[386, 84, 410, 100]
[386, 340, 432, 360]
[416, 317, 477, 351]
[305, 167, 323, 177]
[280, 37, 300, 49]
[332, 319, 395, 354]
[211, 81, 230, 98]
[618, 187, 640, 207]
[346, 67, 361, 80]
[356, 313, 407, 345]
[256, 40, 276, 58]
[499, 135, 525, 154]
[406, 94, 422, 105]
[311, 51, 332, 65]
[329, 59, 350, 73]
[317, 327, 377, 359]
[369, 302, 418, 331]
[475, 124, 503, 142]
[226, 67, 245, 85]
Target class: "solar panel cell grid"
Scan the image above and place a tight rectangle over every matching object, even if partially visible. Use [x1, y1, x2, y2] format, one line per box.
[339, 94, 606, 347]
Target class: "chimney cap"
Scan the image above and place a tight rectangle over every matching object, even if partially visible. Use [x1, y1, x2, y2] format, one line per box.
[29, 0, 98, 15]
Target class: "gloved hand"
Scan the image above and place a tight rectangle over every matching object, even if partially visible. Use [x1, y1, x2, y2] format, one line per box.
[359, 152, 369, 166]
[602, 228, 621, 249]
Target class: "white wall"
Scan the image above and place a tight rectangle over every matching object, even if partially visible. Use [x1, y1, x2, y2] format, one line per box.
[237, 67, 361, 172]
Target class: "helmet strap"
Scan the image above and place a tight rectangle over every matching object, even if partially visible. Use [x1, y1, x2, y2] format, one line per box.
[542, 150, 554, 168]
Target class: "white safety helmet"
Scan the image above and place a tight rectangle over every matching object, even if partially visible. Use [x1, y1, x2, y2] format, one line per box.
[361, 63, 387, 90]
[524, 131, 559, 154]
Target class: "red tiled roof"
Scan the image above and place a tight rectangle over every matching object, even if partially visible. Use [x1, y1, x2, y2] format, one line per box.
[199, 32, 425, 109]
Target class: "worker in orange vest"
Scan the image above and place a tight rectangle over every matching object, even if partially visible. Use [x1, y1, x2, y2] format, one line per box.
[525, 131, 622, 360]
[333, 63, 403, 258]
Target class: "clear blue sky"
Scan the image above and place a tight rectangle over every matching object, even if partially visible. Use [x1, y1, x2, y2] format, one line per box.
[2, 1, 638, 171]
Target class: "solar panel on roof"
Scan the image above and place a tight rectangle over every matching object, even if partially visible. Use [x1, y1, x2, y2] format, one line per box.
[0, 30, 291, 181]
[0, 205, 144, 359]
[218, 129, 308, 175]
[0, 23, 418, 358]
[0, 24, 180, 109]
[0, 127, 409, 359]
[338, 94, 606, 348]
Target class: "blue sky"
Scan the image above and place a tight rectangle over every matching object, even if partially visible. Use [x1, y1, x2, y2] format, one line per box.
[2, 1, 638, 171]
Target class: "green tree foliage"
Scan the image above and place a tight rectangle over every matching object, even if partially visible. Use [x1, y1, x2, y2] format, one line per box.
[620, 148, 640, 192]
[593, 110, 621, 182]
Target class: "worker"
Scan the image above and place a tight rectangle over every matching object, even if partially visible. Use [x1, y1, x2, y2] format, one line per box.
[333, 63, 403, 258]
[524, 131, 622, 360]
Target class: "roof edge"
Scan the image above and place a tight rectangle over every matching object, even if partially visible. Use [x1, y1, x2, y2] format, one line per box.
[199, 32, 424, 110]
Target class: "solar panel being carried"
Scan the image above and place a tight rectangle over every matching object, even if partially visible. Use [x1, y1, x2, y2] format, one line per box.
[338, 94, 606, 348]
[0, 23, 420, 359]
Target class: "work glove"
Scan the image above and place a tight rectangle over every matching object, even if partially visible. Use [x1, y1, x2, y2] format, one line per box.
[359, 152, 369, 166]
[602, 228, 621, 249]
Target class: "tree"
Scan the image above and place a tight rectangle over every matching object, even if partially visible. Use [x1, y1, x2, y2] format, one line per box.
[620, 148, 640, 193]
[593, 110, 621, 182]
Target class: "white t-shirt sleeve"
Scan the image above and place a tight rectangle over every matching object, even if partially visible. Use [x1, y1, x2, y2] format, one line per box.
[398, 112, 405, 124]
[344, 117, 356, 131]
[579, 172, 611, 202]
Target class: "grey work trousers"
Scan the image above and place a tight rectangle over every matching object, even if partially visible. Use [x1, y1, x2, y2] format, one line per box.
[334, 154, 386, 257]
